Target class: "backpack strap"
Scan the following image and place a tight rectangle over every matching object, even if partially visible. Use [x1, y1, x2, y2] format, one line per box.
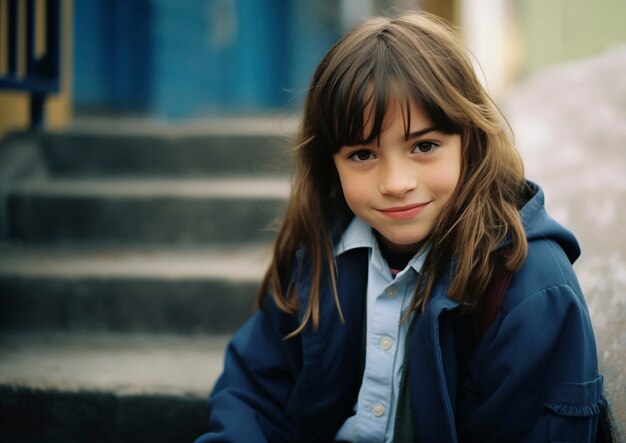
[479, 265, 513, 336]
[467, 265, 513, 354]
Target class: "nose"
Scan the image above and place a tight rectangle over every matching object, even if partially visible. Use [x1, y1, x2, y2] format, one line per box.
[378, 158, 418, 197]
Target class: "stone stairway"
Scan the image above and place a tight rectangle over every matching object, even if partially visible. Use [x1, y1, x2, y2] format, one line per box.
[0, 120, 295, 443]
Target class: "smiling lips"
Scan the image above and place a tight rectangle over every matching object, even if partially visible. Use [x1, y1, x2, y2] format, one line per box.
[378, 202, 431, 220]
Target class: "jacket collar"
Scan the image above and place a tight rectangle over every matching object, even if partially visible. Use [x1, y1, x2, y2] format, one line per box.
[292, 247, 368, 441]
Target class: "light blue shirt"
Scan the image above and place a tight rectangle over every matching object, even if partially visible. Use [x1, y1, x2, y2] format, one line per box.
[334, 217, 427, 443]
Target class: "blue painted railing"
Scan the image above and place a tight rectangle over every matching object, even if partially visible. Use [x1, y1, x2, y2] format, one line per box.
[0, 0, 61, 128]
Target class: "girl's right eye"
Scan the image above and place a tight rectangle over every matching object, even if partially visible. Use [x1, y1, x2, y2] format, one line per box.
[348, 150, 375, 162]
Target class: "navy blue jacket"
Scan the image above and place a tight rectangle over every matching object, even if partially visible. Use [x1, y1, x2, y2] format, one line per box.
[195, 184, 604, 442]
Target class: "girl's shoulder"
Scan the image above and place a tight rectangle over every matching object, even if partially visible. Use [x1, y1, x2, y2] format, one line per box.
[505, 182, 585, 307]
[500, 237, 585, 317]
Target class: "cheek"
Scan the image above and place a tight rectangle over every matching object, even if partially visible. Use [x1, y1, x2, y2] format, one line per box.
[333, 161, 359, 200]
[427, 164, 460, 197]
[334, 172, 371, 215]
[433, 148, 462, 196]
[339, 178, 365, 206]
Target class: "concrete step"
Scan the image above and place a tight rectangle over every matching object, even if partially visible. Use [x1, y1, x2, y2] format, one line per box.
[0, 242, 270, 333]
[7, 177, 289, 244]
[0, 331, 227, 443]
[40, 119, 296, 177]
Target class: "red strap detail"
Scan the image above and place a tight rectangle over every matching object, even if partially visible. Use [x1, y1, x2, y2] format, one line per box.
[478, 267, 513, 337]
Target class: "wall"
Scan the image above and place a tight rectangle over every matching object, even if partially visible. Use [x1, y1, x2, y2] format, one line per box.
[518, 0, 626, 75]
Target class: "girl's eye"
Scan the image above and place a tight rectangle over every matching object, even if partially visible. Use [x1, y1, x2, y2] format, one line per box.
[412, 141, 439, 153]
[349, 150, 375, 162]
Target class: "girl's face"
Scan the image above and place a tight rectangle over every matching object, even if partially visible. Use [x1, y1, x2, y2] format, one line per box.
[333, 100, 461, 255]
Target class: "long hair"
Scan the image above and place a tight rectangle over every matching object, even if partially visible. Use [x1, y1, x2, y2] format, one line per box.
[258, 12, 528, 336]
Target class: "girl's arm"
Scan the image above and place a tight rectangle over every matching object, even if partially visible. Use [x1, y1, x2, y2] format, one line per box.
[194, 298, 301, 443]
[458, 283, 603, 442]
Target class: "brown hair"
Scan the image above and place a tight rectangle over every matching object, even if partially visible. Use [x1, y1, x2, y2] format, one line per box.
[259, 12, 528, 336]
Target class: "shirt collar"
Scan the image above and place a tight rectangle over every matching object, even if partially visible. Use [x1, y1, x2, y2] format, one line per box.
[334, 216, 429, 275]
[334, 216, 376, 256]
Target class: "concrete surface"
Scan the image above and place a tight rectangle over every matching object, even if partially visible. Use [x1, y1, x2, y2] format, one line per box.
[0, 242, 270, 280]
[0, 243, 270, 333]
[40, 130, 295, 177]
[0, 333, 226, 442]
[7, 177, 289, 244]
[0, 332, 228, 395]
[8, 177, 291, 199]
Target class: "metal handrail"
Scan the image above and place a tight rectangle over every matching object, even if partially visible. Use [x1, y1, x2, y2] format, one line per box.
[0, 0, 61, 128]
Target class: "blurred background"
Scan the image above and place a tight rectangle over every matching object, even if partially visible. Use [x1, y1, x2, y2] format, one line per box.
[1, 0, 625, 127]
[0, 1, 624, 442]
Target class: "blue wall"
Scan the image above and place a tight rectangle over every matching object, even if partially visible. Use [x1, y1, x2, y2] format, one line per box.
[73, 0, 340, 118]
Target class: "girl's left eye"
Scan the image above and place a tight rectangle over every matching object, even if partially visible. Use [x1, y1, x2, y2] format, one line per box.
[412, 142, 439, 153]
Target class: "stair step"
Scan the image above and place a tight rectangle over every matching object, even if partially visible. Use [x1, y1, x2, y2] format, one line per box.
[41, 125, 295, 177]
[8, 177, 289, 244]
[8, 176, 291, 198]
[0, 243, 270, 333]
[0, 331, 227, 442]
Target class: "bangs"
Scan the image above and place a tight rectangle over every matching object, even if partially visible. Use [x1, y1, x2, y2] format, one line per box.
[319, 29, 460, 152]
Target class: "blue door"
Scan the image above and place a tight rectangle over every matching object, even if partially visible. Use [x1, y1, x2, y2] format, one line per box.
[73, 0, 340, 119]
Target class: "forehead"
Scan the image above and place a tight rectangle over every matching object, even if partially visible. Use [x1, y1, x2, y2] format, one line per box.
[355, 82, 434, 145]
[362, 86, 433, 136]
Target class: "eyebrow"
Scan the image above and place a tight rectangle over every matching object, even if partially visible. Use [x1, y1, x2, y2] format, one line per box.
[406, 126, 438, 140]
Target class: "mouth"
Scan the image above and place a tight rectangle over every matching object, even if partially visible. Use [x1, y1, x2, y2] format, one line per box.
[378, 202, 430, 220]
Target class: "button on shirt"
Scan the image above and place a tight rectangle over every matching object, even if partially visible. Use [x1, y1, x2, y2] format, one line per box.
[334, 217, 428, 443]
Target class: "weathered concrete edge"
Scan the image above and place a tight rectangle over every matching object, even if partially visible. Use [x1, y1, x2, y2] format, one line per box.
[0, 378, 208, 399]
[602, 376, 625, 443]
[606, 401, 624, 443]
[592, 306, 626, 443]
[0, 382, 211, 443]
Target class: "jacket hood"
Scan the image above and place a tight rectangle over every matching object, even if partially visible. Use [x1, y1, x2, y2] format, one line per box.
[519, 181, 581, 264]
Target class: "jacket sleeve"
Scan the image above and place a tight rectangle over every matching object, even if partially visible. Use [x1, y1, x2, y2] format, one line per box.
[458, 284, 604, 443]
[194, 298, 302, 443]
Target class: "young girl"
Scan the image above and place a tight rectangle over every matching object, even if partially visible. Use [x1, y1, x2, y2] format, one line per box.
[196, 12, 604, 443]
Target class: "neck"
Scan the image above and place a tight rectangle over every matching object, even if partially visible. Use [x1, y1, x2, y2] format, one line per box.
[376, 233, 421, 270]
